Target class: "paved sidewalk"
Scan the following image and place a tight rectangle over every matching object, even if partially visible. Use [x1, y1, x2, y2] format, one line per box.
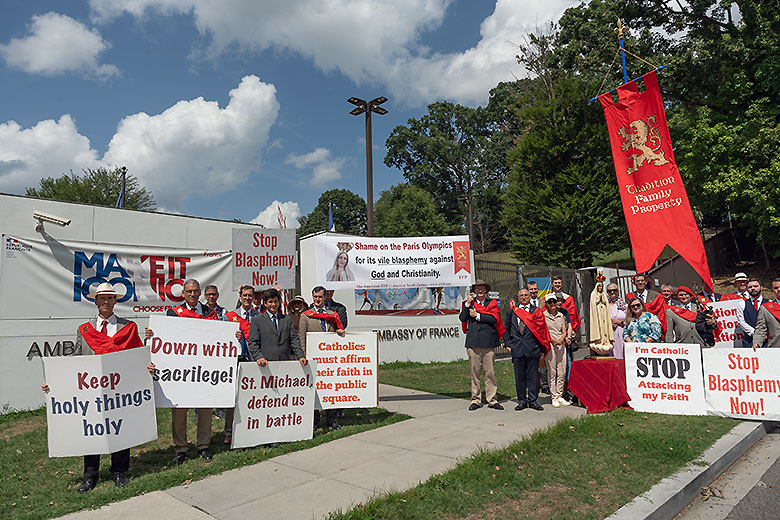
[58, 385, 584, 520]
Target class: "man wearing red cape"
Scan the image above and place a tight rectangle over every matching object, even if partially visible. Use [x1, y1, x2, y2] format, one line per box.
[664, 286, 713, 349]
[753, 278, 780, 350]
[460, 279, 505, 411]
[42, 282, 150, 493]
[503, 288, 550, 411]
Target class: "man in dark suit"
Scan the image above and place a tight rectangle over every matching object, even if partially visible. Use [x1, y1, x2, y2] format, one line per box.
[43, 282, 150, 492]
[323, 289, 348, 329]
[503, 289, 545, 411]
[459, 279, 504, 411]
[698, 284, 723, 303]
[248, 287, 307, 367]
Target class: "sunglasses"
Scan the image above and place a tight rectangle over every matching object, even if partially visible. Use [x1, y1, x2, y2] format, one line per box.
[630, 303, 642, 309]
[607, 289, 618, 293]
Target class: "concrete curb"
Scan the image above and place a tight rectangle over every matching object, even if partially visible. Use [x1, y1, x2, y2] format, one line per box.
[607, 421, 766, 520]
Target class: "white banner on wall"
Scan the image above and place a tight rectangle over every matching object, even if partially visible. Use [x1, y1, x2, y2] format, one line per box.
[312, 235, 472, 289]
[43, 347, 157, 457]
[307, 332, 378, 410]
[703, 349, 780, 421]
[231, 229, 296, 290]
[1, 234, 231, 319]
[624, 342, 707, 415]
[709, 299, 746, 348]
[149, 315, 239, 408]
[231, 361, 316, 448]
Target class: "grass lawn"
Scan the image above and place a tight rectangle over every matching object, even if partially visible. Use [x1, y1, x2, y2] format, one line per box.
[367, 360, 738, 520]
[0, 406, 407, 520]
[379, 359, 518, 402]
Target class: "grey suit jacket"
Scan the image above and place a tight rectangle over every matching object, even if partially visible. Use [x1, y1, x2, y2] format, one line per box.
[753, 304, 780, 348]
[75, 316, 134, 356]
[248, 312, 304, 361]
[665, 309, 706, 349]
[298, 312, 337, 355]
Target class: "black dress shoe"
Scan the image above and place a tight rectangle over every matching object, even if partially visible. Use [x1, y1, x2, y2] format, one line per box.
[488, 403, 504, 410]
[77, 477, 97, 494]
[469, 403, 480, 411]
[515, 402, 528, 411]
[113, 472, 129, 488]
[528, 401, 544, 411]
[199, 449, 213, 461]
[172, 452, 187, 465]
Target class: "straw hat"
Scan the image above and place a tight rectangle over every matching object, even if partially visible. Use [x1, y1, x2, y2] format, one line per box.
[87, 282, 119, 298]
[471, 279, 491, 292]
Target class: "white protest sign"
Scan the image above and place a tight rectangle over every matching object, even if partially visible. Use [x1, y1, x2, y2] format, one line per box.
[232, 229, 297, 290]
[307, 332, 378, 410]
[624, 342, 707, 415]
[231, 360, 316, 448]
[710, 299, 746, 348]
[703, 349, 780, 421]
[149, 315, 239, 408]
[43, 347, 157, 457]
[312, 235, 472, 289]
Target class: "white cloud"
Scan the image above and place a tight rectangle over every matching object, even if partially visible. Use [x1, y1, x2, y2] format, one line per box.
[0, 116, 101, 192]
[250, 200, 301, 229]
[87, 0, 578, 106]
[285, 148, 344, 186]
[103, 75, 280, 209]
[0, 12, 118, 80]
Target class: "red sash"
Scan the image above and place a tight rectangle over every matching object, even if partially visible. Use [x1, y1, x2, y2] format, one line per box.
[461, 300, 506, 337]
[721, 293, 746, 301]
[627, 292, 668, 336]
[668, 305, 697, 323]
[226, 311, 251, 339]
[513, 307, 551, 354]
[172, 305, 219, 320]
[560, 295, 581, 331]
[303, 309, 344, 330]
[80, 321, 143, 355]
[765, 301, 780, 323]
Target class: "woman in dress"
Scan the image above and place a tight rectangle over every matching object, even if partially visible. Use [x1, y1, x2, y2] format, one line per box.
[607, 284, 628, 358]
[326, 251, 355, 281]
[623, 296, 662, 343]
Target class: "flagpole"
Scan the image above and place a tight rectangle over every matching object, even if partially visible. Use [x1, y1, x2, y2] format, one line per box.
[617, 18, 628, 84]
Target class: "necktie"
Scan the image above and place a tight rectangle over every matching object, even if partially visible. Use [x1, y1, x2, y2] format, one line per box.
[100, 320, 108, 335]
[754, 299, 760, 311]
[271, 314, 278, 332]
[639, 293, 645, 302]
[244, 310, 249, 321]
[317, 309, 326, 331]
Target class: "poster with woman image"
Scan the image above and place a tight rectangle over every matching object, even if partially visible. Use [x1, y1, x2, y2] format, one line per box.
[355, 286, 466, 315]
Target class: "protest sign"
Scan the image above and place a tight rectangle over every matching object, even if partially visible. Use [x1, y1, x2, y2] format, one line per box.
[230, 361, 316, 448]
[232, 229, 297, 290]
[710, 299, 746, 348]
[703, 349, 780, 421]
[307, 332, 378, 410]
[313, 235, 471, 289]
[624, 342, 707, 415]
[43, 347, 157, 457]
[148, 315, 239, 408]
[0, 234, 231, 319]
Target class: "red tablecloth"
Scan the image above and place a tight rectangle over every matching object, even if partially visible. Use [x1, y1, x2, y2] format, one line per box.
[568, 358, 631, 413]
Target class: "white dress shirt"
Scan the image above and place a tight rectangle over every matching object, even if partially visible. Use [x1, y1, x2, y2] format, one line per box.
[95, 313, 118, 337]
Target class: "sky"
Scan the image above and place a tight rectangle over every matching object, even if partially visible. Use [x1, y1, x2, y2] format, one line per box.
[0, 0, 581, 228]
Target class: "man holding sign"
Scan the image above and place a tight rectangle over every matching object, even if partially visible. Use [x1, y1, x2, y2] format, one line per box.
[41, 282, 152, 493]
[248, 287, 308, 367]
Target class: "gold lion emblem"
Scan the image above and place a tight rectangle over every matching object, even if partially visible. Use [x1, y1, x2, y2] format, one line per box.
[618, 115, 669, 175]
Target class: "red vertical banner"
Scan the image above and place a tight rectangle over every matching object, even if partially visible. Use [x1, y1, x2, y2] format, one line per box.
[452, 240, 471, 274]
[599, 71, 712, 288]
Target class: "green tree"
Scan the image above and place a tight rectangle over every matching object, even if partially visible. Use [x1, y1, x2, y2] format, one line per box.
[26, 167, 155, 211]
[374, 183, 460, 237]
[501, 30, 628, 268]
[384, 101, 512, 253]
[297, 189, 367, 237]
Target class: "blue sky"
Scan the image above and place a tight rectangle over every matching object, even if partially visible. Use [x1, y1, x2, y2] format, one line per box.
[0, 0, 578, 227]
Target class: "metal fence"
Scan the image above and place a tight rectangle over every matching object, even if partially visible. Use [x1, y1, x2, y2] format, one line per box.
[474, 259, 522, 357]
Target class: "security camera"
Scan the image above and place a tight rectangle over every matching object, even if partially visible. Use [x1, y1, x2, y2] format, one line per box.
[33, 210, 71, 232]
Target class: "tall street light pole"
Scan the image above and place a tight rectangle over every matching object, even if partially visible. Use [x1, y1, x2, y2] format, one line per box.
[348, 96, 388, 236]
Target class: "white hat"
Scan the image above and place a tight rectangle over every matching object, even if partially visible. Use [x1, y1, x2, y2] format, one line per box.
[87, 282, 119, 298]
[734, 272, 748, 281]
[544, 293, 558, 302]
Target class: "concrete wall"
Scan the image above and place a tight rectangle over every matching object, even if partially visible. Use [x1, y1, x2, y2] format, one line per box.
[0, 193, 261, 412]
